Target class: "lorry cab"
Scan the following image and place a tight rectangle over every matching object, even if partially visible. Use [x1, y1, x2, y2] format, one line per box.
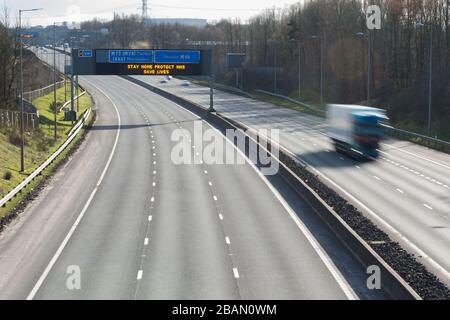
[352, 111, 386, 158]
[327, 104, 387, 159]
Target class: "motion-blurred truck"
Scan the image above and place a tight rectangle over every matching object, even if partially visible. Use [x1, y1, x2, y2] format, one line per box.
[327, 104, 387, 158]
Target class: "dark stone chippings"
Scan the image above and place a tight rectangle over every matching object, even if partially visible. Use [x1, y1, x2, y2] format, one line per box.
[279, 151, 450, 299]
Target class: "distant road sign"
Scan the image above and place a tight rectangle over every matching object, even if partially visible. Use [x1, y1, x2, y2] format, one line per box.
[78, 49, 92, 58]
[226, 53, 245, 68]
[108, 50, 153, 63]
[154, 50, 200, 64]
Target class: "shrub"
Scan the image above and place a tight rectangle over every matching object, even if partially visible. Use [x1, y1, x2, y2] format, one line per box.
[3, 171, 12, 180]
[49, 101, 62, 112]
[8, 130, 22, 146]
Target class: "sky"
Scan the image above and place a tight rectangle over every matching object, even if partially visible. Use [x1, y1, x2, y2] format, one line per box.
[4, 0, 303, 26]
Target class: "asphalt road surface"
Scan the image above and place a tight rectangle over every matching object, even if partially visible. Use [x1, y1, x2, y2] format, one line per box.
[131, 75, 450, 285]
[0, 49, 388, 299]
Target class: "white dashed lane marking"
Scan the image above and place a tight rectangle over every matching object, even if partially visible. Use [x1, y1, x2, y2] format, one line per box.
[381, 156, 449, 190]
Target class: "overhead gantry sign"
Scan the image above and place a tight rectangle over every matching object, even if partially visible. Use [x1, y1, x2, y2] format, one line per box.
[72, 49, 212, 76]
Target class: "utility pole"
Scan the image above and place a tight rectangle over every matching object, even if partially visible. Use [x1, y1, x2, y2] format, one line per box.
[141, 0, 149, 21]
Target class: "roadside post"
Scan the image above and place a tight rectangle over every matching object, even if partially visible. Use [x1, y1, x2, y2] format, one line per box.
[208, 75, 215, 112]
[70, 55, 75, 124]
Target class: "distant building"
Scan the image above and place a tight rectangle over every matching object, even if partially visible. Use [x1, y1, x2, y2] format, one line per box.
[144, 18, 207, 28]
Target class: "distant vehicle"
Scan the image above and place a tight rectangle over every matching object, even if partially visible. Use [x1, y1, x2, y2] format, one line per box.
[181, 80, 190, 86]
[327, 104, 387, 159]
[160, 78, 169, 83]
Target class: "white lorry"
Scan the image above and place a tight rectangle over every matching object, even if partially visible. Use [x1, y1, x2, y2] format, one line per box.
[327, 104, 387, 158]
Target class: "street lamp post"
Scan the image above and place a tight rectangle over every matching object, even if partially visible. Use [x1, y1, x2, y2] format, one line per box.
[290, 39, 302, 100]
[298, 41, 301, 99]
[356, 31, 372, 105]
[416, 22, 433, 135]
[428, 27, 433, 135]
[274, 43, 277, 94]
[19, 7, 43, 172]
[267, 39, 278, 94]
[311, 35, 324, 106]
[53, 23, 57, 141]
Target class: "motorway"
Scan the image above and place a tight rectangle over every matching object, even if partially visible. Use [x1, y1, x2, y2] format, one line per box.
[129, 75, 450, 284]
[0, 48, 389, 299]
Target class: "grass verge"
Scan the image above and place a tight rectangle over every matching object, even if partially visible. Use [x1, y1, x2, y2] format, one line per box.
[0, 86, 93, 224]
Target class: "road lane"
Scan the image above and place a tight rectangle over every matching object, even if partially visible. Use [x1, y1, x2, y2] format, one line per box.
[0, 77, 119, 299]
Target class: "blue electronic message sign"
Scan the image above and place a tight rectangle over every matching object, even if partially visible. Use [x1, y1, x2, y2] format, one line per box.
[154, 50, 200, 64]
[108, 50, 153, 63]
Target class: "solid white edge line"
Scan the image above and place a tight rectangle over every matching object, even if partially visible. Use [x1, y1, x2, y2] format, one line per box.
[26, 79, 122, 300]
[379, 145, 450, 171]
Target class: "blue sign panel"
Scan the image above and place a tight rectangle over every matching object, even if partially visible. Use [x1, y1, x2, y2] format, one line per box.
[78, 49, 92, 58]
[154, 50, 200, 64]
[108, 50, 153, 63]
